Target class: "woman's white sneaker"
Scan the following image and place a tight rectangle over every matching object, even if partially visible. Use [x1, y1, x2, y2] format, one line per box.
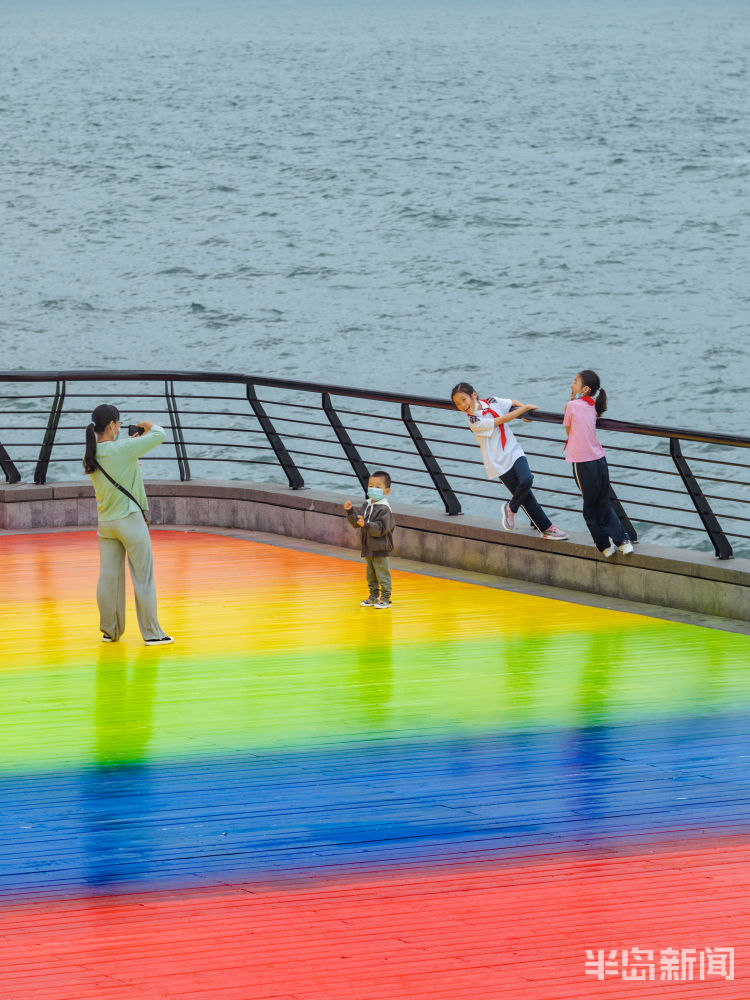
[144, 635, 174, 646]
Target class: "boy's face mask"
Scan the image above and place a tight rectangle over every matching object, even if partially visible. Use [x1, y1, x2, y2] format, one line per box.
[367, 486, 384, 502]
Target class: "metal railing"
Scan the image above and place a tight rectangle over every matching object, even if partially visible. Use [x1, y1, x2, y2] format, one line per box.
[1, 370, 749, 560]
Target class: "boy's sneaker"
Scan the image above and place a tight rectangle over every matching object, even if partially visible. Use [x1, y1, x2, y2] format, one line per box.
[360, 596, 378, 607]
[619, 540, 634, 555]
[144, 635, 174, 646]
[542, 525, 568, 540]
[502, 503, 515, 531]
[374, 599, 391, 610]
[602, 542, 617, 557]
[101, 633, 115, 643]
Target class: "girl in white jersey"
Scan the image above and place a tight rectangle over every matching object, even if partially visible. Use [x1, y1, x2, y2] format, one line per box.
[451, 382, 568, 540]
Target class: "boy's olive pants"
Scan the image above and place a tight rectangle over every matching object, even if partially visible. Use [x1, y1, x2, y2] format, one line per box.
[365, 554, 391, 600]
[97, 512, 167, 641]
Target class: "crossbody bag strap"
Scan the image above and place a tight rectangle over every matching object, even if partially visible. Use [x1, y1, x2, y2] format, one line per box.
[94, 461, 150, 526]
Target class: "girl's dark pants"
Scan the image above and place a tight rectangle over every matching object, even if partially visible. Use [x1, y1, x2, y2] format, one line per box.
[573, 457, 628, 551]
[498, 456, 551, 532]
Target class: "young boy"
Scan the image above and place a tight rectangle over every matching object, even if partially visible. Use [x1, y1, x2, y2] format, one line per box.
[344, 470, 395, 609]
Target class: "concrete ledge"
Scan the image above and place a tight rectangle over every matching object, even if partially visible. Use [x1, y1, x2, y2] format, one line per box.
[1, 479, 748, 622]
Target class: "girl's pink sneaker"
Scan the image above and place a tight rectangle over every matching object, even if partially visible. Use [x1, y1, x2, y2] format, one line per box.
[542, 525, 568, 540]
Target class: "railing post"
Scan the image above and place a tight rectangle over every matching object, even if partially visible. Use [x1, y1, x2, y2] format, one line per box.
[608, 486, 638, 543]
[670, 438, 733, 559]
[401, 403, 461, 515]
[246, 384, 304, 489]
[322, 392, 369, 492]
[164, 380, 191, 482]
[34, 380, 66, 485]
[0, 441, 21, 484]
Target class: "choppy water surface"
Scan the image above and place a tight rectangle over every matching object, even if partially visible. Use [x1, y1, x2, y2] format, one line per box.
[1, 0, 749, 555]
[2, 0, 748, 426]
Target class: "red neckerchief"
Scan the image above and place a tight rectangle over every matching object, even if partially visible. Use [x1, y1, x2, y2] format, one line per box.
[563, 394, 596, 450]
[480, 400, 507, 450]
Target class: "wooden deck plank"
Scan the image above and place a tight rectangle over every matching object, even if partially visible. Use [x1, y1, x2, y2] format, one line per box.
[0, 530, 748, 998]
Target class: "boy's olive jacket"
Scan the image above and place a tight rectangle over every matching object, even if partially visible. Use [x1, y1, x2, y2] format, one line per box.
[346, 500, 395, 557]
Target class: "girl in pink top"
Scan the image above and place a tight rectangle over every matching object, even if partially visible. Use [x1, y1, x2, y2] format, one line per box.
[564, 370, 633, 557]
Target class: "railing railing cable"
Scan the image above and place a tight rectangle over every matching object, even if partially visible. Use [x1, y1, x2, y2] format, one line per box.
[1, 370, 748, 559]
[0, 440, 20, 484]
[669, 438, 732, 559]
[34, 379, 66, 485]
[246, 383, 304, 490]
[322, 392, 370, 493]
[607, 486, 638, 543]
[165, 380, 191, 482]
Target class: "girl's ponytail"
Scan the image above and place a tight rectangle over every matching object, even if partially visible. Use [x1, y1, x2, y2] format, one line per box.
[83, 403, 120, 475]
[595, 387, 608, 417]
[578, 369, 607, 416]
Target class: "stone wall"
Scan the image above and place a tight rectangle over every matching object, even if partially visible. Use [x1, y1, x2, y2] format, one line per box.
[1, 479, 748, 621]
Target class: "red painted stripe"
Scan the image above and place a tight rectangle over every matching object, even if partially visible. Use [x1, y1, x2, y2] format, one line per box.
[1, 845, 747, 998]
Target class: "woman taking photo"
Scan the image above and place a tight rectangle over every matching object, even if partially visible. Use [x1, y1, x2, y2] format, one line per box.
[83, 403, 173, 645]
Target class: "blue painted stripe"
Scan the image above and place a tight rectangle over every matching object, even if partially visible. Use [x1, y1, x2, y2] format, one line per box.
[2, 714, 749, 897]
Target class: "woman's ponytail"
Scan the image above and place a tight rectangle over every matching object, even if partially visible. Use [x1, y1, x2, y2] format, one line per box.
[83, 423, 98, 474]
[83, 403, 120, 475]
[578, 369, 607, 417]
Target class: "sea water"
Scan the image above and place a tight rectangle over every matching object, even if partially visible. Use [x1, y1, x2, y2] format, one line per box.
[2, 0, 749, 418]
[1, 0, 749, 548]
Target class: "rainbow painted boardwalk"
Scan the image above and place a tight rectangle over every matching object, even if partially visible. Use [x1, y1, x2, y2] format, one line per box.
[1, 529, 749, 999]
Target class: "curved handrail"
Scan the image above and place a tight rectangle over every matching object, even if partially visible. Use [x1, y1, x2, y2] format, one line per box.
[1, 369, 747, 449]
[0, 370, 748, 559]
